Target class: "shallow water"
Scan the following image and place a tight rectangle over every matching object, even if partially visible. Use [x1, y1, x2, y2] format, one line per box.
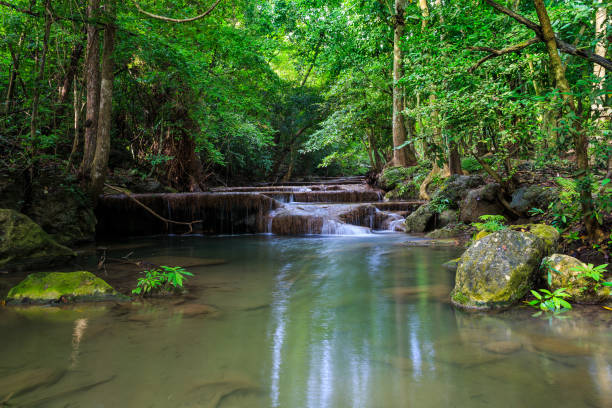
[1, 234, 611, 407]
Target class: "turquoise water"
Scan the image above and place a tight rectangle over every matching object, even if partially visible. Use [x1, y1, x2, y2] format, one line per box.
[1, 234, 611, 407]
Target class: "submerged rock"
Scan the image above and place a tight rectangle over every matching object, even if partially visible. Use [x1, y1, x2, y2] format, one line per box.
[483, 341, 523, 355]
[0, 209, 76, 272]
[451, 230, 546, 310]
[0, 368, 65, 401]
[6, 271, 123, 304]
[543, 254, 611, 304]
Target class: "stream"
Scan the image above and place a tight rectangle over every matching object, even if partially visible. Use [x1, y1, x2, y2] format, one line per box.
[1, 234, 611, 407]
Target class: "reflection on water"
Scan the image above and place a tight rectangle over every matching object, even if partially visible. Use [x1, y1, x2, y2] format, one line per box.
[0, 234, 611, 407]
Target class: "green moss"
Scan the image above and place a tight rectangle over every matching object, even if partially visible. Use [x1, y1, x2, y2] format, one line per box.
[6, 271, 122, 304]
[474, 230, 491, 241]
[510, 223, 559, 255]
[0, 209, 75, 271]
[452, 290, 469, 304]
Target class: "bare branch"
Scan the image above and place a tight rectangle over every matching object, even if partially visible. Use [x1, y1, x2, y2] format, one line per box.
[132, 0, 222, 23]
[104, 184, 202, 233]
[468, 37, 540, 72]
[483, 0, 612, 71]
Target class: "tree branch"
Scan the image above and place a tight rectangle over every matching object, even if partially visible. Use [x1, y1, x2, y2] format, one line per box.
[132, 0, 222, 23]
[104, 184, 202, 233]
[468, 37, 540, 72]
[483, 0, 612, 71]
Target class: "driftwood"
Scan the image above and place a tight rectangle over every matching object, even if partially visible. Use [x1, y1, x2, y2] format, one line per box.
[104, 184, 202, 233]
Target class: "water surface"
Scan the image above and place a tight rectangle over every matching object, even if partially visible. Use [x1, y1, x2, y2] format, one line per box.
[1, 234, 611, 407]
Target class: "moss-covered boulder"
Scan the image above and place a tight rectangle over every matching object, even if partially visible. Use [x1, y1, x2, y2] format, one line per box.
[510, 185, 559, 215]
[426, 223, 469, 239]
[443, 258, 461, 272]
[509, 224, 559, 255]
[451, 230, 546, 310]
[404, 204, 435, 233]
[543, 254, 611, 304]
[473, 224, 559, 255]
[459, 183, 505, 223]
[433, 175, 485, 209]
[0, 209, 76, 272]
[379, 166, 414, 191]
[6, 271, 124, 304]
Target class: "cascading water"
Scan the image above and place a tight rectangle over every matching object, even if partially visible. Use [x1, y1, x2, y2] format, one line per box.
[96, 177, 424, 237]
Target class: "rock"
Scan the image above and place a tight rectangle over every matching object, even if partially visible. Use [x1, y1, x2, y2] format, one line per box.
[510, 185, 559, 214]
[483, 341, 523, 354]
[529, 336, 591, 357]
[433, 342, 506, 367]
[510, 224, 559, 255]
[473, 229, 491, 241]
[404, 204, 435, 233]
[0, 209, 76, 272]
[451, 230, 546, 310]
[543, 254, 611, 304]
[186, 376, 260, 408]
[438, 210, 458, 227]
[459, 183, 505, 223]
[426, 223, 469, 239]
[174, 303, 219, 317]
[0, 368, 65, 401]
[433, 175, 485, 208]
[6, 271, 124, 304]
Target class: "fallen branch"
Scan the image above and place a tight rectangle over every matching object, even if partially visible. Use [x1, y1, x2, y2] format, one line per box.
[104, 184, 202, 233]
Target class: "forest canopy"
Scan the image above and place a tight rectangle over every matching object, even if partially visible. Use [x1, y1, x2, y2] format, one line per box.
[1, 0, 610, 239]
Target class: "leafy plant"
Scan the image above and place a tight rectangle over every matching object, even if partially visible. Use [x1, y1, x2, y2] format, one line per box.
[541, 258, 561, 286]
[132, 266, 193, 296]
[562, 231, 582, 242]
[527, 207, 545, 216]
[525, 288, 572, 313]
[471, 215, 507, 233]
[430, 196, 451, 214]
[571, 263, 611, 293]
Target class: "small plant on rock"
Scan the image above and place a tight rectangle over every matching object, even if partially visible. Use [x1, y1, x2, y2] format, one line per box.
[571, 263, 611, 294]
[430, 196, 451, 214]
[471, 215, 507, 233]
[132, 265, 193, 296]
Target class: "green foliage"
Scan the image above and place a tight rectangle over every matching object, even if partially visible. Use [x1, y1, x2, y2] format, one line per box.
[132, 266, 193, 296]
[527, 208, 545, 217]
[571, 263, 611, 293]
[525, 288, 572, 313]
[460, 157, 483, 173]
[430, 196, 451, 215]
[471, 215, 507, 233]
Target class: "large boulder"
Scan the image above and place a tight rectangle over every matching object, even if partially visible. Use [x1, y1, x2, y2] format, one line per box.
[474, 224, 559, 255]
[404, 204, 435, 233]
[451, 230, 547, 310]
[542, 254, 611, 304]
[0, 209, 76, 272]
[6, 271, 123, 304]
[510, 185, 559, 215]
[459, 183, 505, 223]
[434, 175, 485, 208]
[0, 168, 96, 245]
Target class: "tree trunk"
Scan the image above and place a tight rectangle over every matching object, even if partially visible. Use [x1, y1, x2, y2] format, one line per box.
[55, 41, 85, 123]
[90, 0, 116, 199]
[533, 0, 601, 241]
[448, 142, 462, 175]
[29, 0, 52, 150]
[68, 78, 82, 169]
[392, 0, 411, 167]
[80, 0, 101, 178]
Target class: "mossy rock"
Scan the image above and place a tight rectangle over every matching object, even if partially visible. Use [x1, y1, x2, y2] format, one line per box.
[404, 204, 435, 233]
[5, 271, 125, 304]
[543, 254, 611, 304]
[0, 209, 76, 272]
[426, 223, 468, 239]
[510, 224, 559, 255]
[451, 230, 546, 310]
[379, 166, 415, 191]
[474, 224, 559, 255]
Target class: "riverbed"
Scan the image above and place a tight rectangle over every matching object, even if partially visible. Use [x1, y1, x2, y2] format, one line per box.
[1, 234, 611, 407]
